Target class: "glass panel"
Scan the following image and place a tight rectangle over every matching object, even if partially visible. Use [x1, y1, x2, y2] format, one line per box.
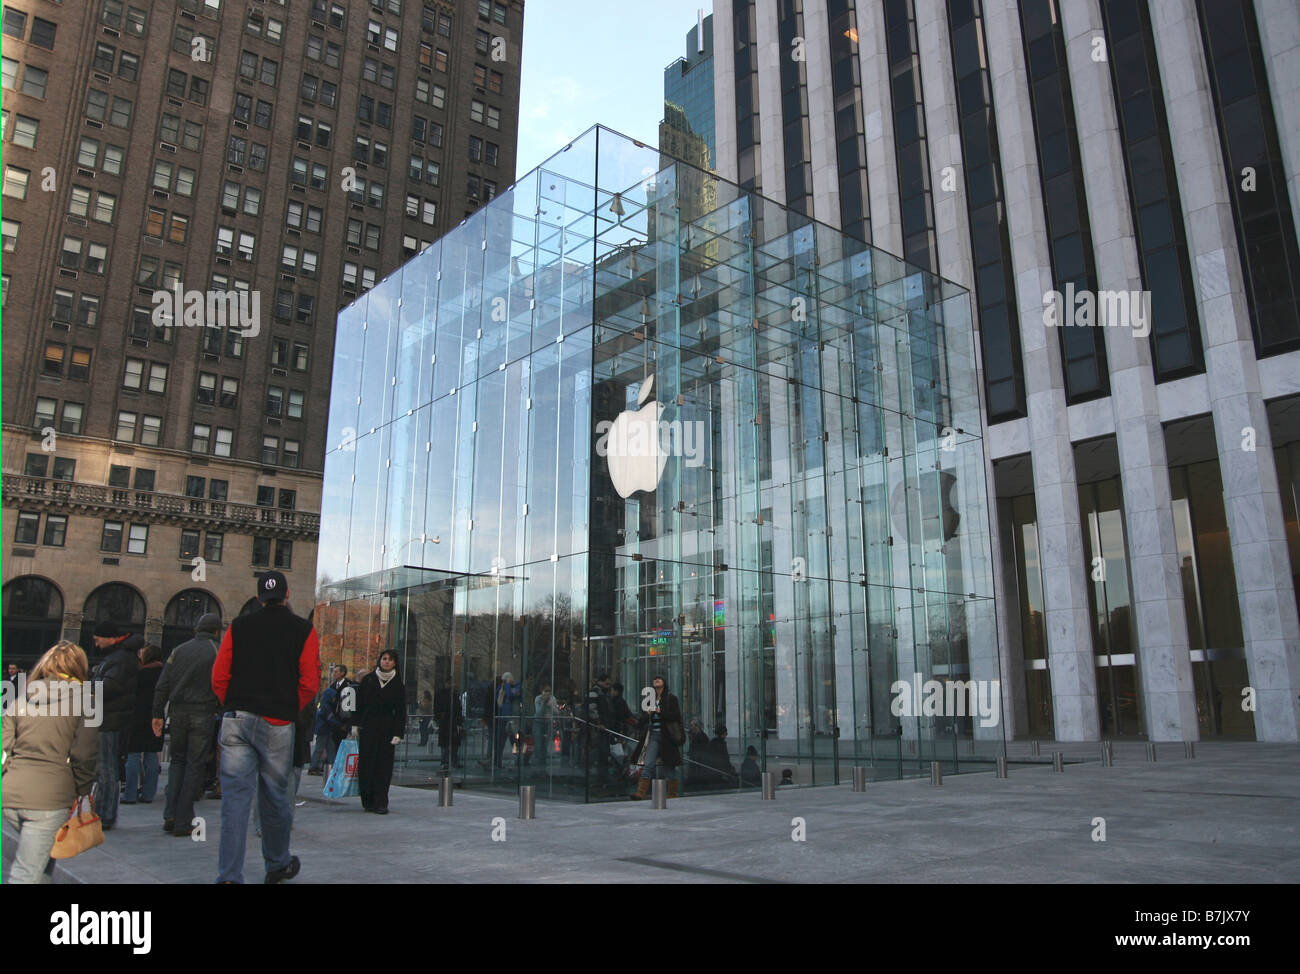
[315, 126, 1000, 800]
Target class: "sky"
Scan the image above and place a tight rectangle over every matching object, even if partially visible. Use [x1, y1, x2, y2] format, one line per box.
[516, 0, 713, 175]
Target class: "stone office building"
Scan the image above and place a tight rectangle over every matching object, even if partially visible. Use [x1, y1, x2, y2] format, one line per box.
[710, 0, 1300, 742]
[1, 0, 523, 659]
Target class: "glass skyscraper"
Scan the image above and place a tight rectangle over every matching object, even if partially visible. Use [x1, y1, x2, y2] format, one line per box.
[662, 12, 716, 170]
[315, 125, 1003, 801]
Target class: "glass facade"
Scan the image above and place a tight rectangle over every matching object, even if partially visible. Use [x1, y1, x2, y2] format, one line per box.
[316, 126, 1002, 801]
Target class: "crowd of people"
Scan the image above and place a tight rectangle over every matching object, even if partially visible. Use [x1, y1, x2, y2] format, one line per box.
[3, 569, 766, 884]
[0, 570, 406, 884]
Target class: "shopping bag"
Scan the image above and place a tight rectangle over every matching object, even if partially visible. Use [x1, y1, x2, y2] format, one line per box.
[323, 738, 360, 799]
[50, 796, 105, 859]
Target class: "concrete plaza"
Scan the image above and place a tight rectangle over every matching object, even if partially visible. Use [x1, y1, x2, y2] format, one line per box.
[11, 741, 1298, 884]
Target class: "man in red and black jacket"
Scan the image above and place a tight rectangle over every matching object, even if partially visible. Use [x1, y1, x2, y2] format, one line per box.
[211, 570, 320, 884]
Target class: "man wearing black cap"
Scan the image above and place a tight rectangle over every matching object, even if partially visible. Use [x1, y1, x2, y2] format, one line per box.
[152, 612, 223, 837]
[91, 622, 143, 830]
[211, 571, 320, 884]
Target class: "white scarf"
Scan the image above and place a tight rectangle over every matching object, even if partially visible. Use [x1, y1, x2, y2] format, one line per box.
[376, 668, 396, 687]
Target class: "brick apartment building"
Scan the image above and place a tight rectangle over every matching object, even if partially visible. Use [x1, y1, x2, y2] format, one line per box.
[1, 0, 524, 659]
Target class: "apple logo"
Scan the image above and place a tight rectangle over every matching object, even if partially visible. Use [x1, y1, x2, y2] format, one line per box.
[598, 373, 667, 499]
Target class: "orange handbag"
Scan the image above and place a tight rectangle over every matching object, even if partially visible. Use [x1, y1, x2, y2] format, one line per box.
[49, 796, 105, 859]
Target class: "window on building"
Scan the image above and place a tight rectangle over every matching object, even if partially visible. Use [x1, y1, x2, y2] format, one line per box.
[100, 521, 123, 553]
[43, 515, 68, 547]
[274, 539, 293, 568]
[14, 512, 40, 545]
[59, 403, 83, 434]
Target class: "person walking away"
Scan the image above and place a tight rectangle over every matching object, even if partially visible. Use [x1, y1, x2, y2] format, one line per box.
[629, 675, 684, 800]
[122, 643, 164, 805]
[153, 613, 222, 836]
[212, 571, 320, 884]
[90, 622, 142, 830]
[355, 650, 405, 814]
[1, 641, 99, 883]
[309, 665, 350, 775]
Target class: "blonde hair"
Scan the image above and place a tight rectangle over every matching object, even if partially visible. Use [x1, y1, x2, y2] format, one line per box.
[30, 640, 90, 682]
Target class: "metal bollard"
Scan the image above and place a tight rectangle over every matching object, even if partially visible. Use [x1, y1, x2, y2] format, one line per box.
[1052, 751, 1064, 772]
[761, 771, 776, 800]
[852, 767, 867, 792]
[1184, 741, 1195, 759]
[1030, 740, 1040, 756]
[996, 755, 1008, 778]
[1146, 742, 1157, 762]
[438, 774, 454, 807]
[518, 785, 536, 820]
[930, 761, 942, 786]
[651, 778, 669, 809]
[1101, 741, 1113, 767]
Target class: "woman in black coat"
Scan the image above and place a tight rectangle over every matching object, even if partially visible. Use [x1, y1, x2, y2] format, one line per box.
[629, 675, 684, 800]
[123, 644, 164, 804]
[355, 650, 406, 814]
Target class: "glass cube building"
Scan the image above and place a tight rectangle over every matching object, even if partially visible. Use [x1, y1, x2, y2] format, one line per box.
[316, 125, 1004, 801]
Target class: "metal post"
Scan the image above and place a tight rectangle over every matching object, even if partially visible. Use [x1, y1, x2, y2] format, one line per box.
[760, 771, 776, 800]
[651, 778, 669, 809]
[1146, 742, 1157, 762]
[1030, 740, 1040, 756]
[1052, 751, 1064, 773]
[930, 761, 942, 786]
[518, 785, 535, 820]
[1184, 741, 1195, 759]
[996, 755, 1008, 778]
[1101, 741, 1113, 767]
[852, 766, 867, 792]
[438, 774, 453, 807]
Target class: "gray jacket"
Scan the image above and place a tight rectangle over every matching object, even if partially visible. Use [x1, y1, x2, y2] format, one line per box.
[152, 634, 220, 717]
[1, 681, 100, 810]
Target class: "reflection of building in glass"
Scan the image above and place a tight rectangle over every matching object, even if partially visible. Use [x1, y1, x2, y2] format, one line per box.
[662, 12, 715, 167]
[316, 126, 1002, 802]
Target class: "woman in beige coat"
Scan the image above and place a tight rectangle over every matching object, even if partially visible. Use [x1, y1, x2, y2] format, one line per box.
[1, 641, 100, 883]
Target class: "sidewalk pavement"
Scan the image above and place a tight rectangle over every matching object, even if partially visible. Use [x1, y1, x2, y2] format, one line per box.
[14, 742, 1299, 884]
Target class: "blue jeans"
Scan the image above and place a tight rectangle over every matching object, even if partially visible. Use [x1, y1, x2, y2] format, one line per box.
[640, 728, 670, 780]
[252, 766, 302, 834]
[93, 730, 123, 825]
[2, 807, 67, 884]
[217, 713, 295, 884]
[124, 752, 160, 802]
